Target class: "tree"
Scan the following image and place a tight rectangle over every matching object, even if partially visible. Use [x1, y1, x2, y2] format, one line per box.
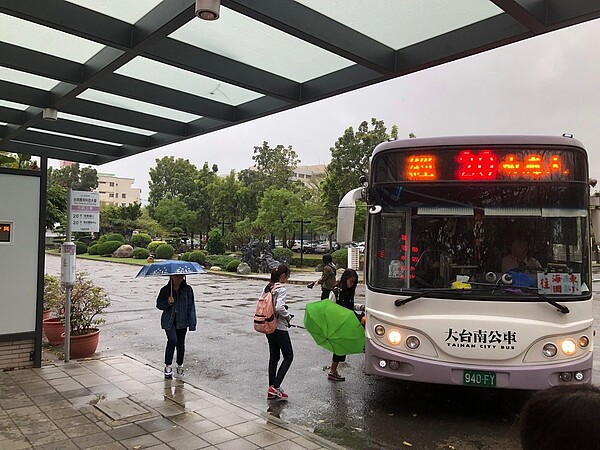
[148, 156, 199, 212]
[256, 188, 305, 245]
[153, 197, 196, 232]
[321, 118, 397, 220]
[98, 202, 142, 238]
[48, 164, 98, 191]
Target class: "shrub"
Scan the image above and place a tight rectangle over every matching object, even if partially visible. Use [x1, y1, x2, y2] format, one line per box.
[206, 228, 225, 255]
[206, 254, 238, 268]
[105, 233, 125, 243]
[74, 241, 87, 254]
[273, 247, 294, 262]
[130, 233, 152, 248]
[186, 250, 206, 265]
[148, 241, 166, 253]
[332, 249, 348, 269]
[290, 257, 320, 268]
[96, 240, 123, 256]
[88, 240, 98, 247]
[88, 244, 99, 255]
[226, 258, 241, 272]
[155, 243, 175, 259]
[132, 248, 150, 259]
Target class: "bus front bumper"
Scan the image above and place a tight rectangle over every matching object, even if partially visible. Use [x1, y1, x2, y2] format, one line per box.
[365, 340, 593, 390]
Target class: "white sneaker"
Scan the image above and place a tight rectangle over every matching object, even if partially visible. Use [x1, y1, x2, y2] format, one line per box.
[176, 366, 184, 378]
[164, 366, 173, 379]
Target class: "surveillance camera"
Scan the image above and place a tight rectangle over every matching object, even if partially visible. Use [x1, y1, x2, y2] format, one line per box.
[42, 108, 58, 121]
[590, 178, 598, 188]
[195, 0, 220, 20]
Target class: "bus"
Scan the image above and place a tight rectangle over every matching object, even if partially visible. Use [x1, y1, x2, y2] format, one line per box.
[337, 135, 595, 389]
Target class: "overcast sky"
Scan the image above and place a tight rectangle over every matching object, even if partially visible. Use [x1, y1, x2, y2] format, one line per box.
[78, 18, 600, 200]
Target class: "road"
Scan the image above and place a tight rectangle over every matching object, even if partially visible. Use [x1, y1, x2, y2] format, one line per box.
[44, 255, 598, 450]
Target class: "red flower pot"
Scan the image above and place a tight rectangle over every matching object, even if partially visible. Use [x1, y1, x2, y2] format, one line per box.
[42, 318, 64, 346]
[42, 310, 51, 321]
[63, 329, 100, 359]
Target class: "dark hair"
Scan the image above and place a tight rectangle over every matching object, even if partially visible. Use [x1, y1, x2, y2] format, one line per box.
[322, 254, 333, 265]
[519, 384, 600, 450]
[336, 268, 358, 296]
[264, 264, 290, 293]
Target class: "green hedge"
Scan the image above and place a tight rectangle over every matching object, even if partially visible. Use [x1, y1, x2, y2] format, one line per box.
[332, 249, 348, 269]
[206, 254, 238, 269]
[88, 243, 99, 255]
[225, 258, 241, 272]
[74, 241, 87, 254]
[155, 243, 175, 259]
[148, 241, 166, 253]
[105, 233, 125, 243]
[96, 240, 123, 256]
[290, 257, 320, 268]
[273, 247, 294, 262]
[132, 248, 150, 259]
[181, 250, 207, 265]
[130, 233, 152, 248]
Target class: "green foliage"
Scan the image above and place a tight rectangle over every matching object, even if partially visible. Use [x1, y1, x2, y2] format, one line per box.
[256, 188, 304, 245]
[225, 258, 241, 272]
[74, 241, 87, 254]
[153, 197, 196, 233]
[132, 248, 150, 259]
[155, 243, 175, 259]
[206, 254, 239, 269]
[228, 219, 269, 250]
[48, 164, 98, 191]
[206, 228, 225, 255]
[99, 203, 142, 238]
[148, 156, 199, 212]
[46, 183, 67, 230]
[273, 247, 294, 262]
[182, 250, 206, 265]
[290, 257, 321, 268]
[88, 244, 99, 255]
[96, 240, 123, 256]
[130, 233, 152, 248]
[148, 241, 166, 253]
[105, 233, 125, 243]
[332, 248, 348, 269]
[43, 272, 111, 336]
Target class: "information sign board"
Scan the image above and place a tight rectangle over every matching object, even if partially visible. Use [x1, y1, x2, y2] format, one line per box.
[70, 191, 100, 232]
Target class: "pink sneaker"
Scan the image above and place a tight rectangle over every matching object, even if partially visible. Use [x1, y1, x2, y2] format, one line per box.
[267, 385, 277, 399]
[275, 387, 288, 400]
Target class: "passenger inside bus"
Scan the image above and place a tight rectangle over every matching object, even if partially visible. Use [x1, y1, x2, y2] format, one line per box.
[501, 239, 542, 273]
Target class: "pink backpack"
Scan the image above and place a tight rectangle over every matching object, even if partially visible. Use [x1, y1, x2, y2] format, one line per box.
[253, 283, 281, 334]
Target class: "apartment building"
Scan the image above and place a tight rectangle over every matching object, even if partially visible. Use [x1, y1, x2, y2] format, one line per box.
[292, 164, 326, 186]
[95, 173, 141, 206]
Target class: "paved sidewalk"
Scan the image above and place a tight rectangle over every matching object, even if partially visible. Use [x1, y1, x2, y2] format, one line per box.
[0, 354, 344, 450]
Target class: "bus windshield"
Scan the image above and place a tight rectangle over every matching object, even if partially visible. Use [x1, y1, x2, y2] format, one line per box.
[368, 183, 590, 299]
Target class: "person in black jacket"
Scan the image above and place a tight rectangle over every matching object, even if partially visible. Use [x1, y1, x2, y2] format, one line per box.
[327, 268, 364, 382]
[156, 274, 197, 379]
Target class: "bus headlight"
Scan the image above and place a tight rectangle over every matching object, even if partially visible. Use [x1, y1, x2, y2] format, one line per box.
[405, 335, 420, 349]
[374, 325, 386, 336]
[387, 330, 402, 345]
[560, 339, 577, 355]
[542, 343, 557, 358]
[578, 336, 590, 348]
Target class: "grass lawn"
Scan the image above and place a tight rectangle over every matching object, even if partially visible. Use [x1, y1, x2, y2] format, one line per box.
[46, 249, 148, 266]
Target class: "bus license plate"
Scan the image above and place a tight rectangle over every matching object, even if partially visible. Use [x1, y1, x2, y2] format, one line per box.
[463, 370, 496, 387]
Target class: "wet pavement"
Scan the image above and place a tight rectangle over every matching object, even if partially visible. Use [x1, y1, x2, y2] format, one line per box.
[8, 255, 597, 449]
[0, 354, 342, 450]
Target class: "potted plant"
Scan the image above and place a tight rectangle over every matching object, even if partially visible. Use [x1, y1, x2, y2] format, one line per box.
[64, 272, 111, 358]
[42, 272, 111, 358]
[43, 274, 65, 345]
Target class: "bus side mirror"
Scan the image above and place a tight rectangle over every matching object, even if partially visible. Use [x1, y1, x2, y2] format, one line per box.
[337, 188, 364, 245]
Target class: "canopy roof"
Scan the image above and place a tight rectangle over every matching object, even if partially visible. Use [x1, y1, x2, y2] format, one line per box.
[1, 1, 599, 165]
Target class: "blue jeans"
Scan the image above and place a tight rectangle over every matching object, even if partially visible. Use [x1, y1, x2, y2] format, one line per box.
[164, 326, 187, 366]
[266, 329, 293, 388]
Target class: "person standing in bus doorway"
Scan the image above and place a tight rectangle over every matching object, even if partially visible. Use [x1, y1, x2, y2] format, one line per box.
[327, 268, 365, 381]
[265, 264, 294, 400]
[156, 274, 197, 379]
[519, 384, 600, 450]
[312, 254, 337, 299]
[502, 239, 542, 272]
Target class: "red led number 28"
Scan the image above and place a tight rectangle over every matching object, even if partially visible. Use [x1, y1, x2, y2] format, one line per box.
[456, 150, 497, 180]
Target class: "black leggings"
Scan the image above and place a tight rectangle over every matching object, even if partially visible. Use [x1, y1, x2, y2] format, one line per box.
[266, 329, 293, 388]
[165, 326, 187, 366]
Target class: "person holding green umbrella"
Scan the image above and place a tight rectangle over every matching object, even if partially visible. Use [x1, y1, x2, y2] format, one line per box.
[327, 268, 364, 381]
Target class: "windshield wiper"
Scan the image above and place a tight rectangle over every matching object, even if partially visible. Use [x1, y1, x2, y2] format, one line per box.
[395, 285, 570, 314]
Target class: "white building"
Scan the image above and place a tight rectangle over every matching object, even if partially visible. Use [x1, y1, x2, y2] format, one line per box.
[292, 164, 326, 186]
[95, 173, 141, 206]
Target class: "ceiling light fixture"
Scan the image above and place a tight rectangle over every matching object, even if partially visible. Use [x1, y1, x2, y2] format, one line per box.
[42, 108, 58, 121]
[195, 0, 220, 20]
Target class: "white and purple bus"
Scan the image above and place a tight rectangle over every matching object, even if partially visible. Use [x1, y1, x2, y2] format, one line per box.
[337, 135, 595, 389]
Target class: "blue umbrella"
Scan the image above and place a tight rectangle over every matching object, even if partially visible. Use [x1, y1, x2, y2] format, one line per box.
[135, 260, 206, 278]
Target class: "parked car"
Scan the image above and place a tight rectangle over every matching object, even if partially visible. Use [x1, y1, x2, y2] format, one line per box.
[353, 241, 365, 253]
[314, 242, 330, 254]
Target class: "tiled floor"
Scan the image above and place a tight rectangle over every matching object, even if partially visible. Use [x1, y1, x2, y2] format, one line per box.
[0, 356, 341, 449]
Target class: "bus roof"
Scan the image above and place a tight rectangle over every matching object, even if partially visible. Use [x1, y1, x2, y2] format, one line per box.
[372, 135, 586, 157]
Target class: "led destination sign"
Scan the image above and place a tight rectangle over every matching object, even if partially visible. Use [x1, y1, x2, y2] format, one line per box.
[0, 223, 12, 243]
[374, 148, 584, 183]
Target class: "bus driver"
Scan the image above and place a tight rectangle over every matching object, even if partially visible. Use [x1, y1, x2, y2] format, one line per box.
[502, 239, 542, 273]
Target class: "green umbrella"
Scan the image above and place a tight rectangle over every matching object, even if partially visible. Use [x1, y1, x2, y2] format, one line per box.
[303, 300, 365, 355]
